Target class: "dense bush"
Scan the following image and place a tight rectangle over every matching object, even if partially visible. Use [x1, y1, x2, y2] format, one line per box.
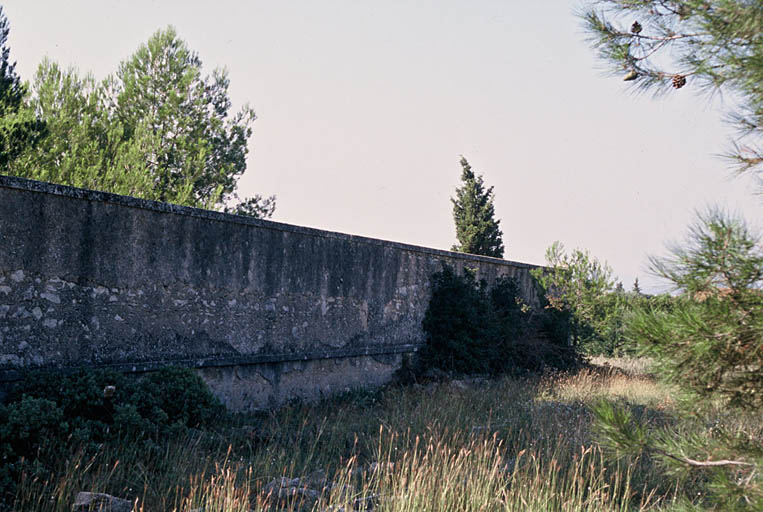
[418, 265, 580, 375]
[0, 396, 66, 498]
[131, 367, 224, 431]
[420, 267, 494, 374]
[0, 366, 224, 502]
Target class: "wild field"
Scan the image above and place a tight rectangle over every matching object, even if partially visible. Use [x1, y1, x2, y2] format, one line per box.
[10, 358, 760, 511]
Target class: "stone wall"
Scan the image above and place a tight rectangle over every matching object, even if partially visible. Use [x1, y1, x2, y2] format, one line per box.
[0, 175, 542, 410]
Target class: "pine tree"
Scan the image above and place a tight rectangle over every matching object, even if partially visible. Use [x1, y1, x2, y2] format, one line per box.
[632, 277, 641, 294]
[532, 241, 617, 348]
[582, 4, 763, 504]
[7, 26, 273, 216]
[451, 157, 504, 258]
[593, 210, 762, 509]
[630, 210, 763, 410]
[0, 6, 45, 168]
[110, 27, 258, 207]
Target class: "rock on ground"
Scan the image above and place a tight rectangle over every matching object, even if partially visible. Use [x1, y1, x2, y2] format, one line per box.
[72, 492, 133, 512]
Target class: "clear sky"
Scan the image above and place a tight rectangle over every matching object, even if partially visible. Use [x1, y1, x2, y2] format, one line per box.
[4, 0, 761, 293]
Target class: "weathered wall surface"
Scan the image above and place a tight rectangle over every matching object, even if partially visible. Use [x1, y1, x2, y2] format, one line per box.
[0, 175, 541, 410]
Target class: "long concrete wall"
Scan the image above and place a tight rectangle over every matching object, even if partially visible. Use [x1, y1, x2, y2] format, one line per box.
[0, 175, 542, 410]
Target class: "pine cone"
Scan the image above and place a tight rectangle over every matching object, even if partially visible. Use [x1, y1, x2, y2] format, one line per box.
[672, 74, 687, 89]
[631, 21, 642, 34]
[623, 70, 639, 81]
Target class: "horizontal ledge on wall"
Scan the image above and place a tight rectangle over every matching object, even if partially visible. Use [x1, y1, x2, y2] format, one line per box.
[0, 343, 423, 383]
[0, 174, 539, 269]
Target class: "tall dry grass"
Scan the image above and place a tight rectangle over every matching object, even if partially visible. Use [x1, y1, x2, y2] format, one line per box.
[11, 359, 743, 511]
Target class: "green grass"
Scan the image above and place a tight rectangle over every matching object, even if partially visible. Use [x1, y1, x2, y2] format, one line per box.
[8, 360, 761, 511]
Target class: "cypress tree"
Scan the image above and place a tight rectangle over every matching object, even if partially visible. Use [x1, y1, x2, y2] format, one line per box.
[451, 157, 505, 258]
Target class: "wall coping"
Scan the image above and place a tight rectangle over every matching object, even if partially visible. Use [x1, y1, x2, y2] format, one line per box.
[0, 174, 541, 270]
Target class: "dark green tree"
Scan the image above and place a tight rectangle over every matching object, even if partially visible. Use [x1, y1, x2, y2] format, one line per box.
[451, 157, 504, 258]
[419, 266, 578, 375]
[581, 0, 763, 177]
[0, 6, 45, 168]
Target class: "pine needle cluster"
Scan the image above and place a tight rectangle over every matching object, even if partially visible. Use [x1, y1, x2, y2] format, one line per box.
[630, 209, 763, 410]
[581, 0, 763, 177]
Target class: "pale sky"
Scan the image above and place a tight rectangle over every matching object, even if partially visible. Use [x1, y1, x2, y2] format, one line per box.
[4, 0, 762, 293]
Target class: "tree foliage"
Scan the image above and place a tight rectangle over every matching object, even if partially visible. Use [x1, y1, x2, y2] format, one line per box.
[533, 244, 677, 355]
[591, 210, 763, 509]
[629, 209, 763, 410]
[110, 27, 257, 206]
[224, 193, 277, 219]
[451, 157, 505, 258]
[532, 241, 618, 348]
[0, 6, 45, 168]
[583, 3, 763, 506]
[581, 0, 763, 177]
[8, 60, 169, 200]
[6, 26, 273, 216]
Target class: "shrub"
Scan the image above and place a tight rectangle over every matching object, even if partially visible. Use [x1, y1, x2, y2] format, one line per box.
[131, 367, 224, 430]
[0, 396, 67, 503]
[489, 275, 525, 341]
[420, 266, 495, 374]
[9, 366, 223, 437]
[0, 396, 66, 461]
[419, 265, 579, 375]
[0, 366, 225, 501]
[7, 368, 129, 444]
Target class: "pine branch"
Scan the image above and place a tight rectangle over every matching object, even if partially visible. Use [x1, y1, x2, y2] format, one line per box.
[653, 447, 755, 467]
